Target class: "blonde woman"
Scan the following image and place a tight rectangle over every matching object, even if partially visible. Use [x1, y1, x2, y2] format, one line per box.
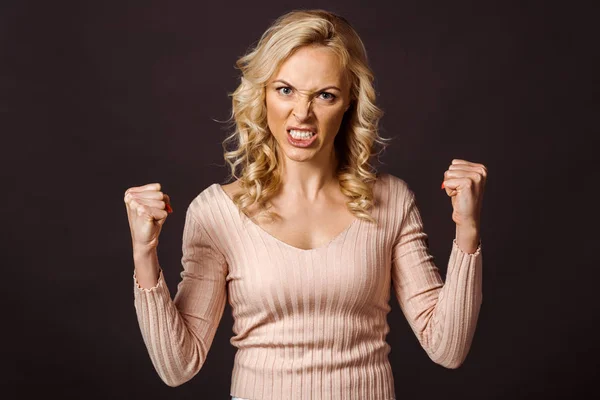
[124, 9, 486, 400]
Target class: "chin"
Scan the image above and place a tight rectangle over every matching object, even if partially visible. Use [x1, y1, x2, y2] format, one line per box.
[281, 146, 318, 162]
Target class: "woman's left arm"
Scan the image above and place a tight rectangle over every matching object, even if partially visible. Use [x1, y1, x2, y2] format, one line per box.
[391, 159, 487, 369]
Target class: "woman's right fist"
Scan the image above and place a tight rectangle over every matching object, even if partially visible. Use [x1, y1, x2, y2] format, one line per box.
[124, 183, 173, 251]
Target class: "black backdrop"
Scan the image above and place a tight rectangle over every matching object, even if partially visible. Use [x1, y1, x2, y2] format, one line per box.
[2, 0, 597, 399]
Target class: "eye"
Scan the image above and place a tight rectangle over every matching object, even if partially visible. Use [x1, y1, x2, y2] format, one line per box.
[276, 86, 292, 96]
[319, 92, 336, 101]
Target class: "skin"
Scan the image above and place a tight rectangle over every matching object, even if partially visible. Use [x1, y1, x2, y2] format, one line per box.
[442, 159, 487, 254]
[264, 44, 352, 200]
[222, 44, 356, 250]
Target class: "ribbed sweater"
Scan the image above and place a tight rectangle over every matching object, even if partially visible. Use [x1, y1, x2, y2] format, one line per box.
[132, 173, 483, 400]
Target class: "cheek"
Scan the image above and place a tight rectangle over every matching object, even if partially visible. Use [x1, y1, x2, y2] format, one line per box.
[320, 108, 346, 130]
[266, 96, 290, 127]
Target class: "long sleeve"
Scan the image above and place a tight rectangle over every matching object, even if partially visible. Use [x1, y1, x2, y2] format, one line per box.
[132, 203, 228, 386]
[391, 189, 483, 369]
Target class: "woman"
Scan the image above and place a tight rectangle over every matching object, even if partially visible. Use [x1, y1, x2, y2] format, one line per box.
[124, 9, 486, 400]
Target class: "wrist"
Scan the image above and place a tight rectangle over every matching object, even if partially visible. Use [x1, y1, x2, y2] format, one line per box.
[456, 222, 479, 233]
[455, 224, 480, 254]
[456, 216, 479, 229]
[133, 245, 158, 261]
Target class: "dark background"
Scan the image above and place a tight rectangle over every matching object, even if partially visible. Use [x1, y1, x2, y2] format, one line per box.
[2, 0, 597, 398]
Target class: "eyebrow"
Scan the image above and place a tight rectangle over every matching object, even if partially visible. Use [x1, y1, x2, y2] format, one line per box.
[271, 79, 342, 92]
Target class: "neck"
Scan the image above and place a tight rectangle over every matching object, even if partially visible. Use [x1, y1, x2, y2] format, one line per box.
[277, 148, 340, 202]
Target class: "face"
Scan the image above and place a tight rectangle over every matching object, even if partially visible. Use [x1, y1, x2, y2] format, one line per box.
[265, 45, 352, 165]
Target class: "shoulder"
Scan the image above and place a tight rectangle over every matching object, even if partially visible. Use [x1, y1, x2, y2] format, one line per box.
[372, 172, 417, 222]
[373, 174, 419, 239]
[219, 180, 241, 199]
[185, 182, 228, 222]
[375, 172, 413, 198]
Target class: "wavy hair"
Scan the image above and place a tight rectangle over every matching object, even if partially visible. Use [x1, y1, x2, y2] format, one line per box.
[222, 9, 391, 224]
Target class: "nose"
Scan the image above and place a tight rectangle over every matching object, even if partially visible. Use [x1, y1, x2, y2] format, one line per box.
[292, 94, 313, 121]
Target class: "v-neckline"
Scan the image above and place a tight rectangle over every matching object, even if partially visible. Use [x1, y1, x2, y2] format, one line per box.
[214, 183, 360, 252]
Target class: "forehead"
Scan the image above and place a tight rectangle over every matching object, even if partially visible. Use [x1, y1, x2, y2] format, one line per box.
[271, 45, 348, 89]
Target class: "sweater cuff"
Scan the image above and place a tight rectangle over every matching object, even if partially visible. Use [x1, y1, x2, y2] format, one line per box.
[133, 267, 167, 293]
[452, 238, 482, 257]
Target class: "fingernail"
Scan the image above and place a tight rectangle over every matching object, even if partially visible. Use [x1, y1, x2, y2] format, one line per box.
[166, 204, 173, 213]
[441, 182, 445, 189]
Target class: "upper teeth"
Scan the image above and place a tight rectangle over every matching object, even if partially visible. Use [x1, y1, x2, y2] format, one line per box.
[289, 129, 314, 139]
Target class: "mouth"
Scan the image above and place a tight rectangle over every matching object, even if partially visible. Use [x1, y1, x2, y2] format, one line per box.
[286, 129, 318, 147]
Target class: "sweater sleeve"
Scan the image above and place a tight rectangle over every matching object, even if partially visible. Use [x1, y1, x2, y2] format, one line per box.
[391, 189, 483, 369]
[132, 203, 228, 386]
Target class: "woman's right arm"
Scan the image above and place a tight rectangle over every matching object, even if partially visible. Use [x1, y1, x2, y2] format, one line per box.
[133, 248, 160, 289]
[125, 185, 228, 387]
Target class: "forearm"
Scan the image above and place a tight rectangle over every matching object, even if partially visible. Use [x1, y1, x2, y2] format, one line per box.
[422, 238, 483, 368]
[132, 250, 202, 387]
[133, 265, 202, 387]
[455, 223, 480, 254]
[133, 247, 160, 289]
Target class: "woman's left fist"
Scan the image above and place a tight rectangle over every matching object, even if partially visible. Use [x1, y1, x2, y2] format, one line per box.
[442, 159, 487, 228]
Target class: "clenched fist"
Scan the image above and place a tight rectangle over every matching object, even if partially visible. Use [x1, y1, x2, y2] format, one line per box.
[441, 159, 487, 228]
[124, 183, 173, 252]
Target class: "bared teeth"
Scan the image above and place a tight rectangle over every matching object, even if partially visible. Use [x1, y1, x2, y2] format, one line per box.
[289, 129, 315, 139]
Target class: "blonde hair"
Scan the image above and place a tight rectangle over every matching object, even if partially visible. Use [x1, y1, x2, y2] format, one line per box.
[222, 9, 391, 223]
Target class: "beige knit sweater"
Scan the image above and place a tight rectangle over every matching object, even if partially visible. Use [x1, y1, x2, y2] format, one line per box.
[133, 173, 483, 400]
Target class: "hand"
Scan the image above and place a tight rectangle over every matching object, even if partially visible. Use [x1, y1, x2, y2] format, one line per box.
[124, 183, 173, 251]
[442, 159, 487, 228]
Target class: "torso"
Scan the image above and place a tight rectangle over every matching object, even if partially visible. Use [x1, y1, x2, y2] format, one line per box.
[220, 179, 363, 251]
